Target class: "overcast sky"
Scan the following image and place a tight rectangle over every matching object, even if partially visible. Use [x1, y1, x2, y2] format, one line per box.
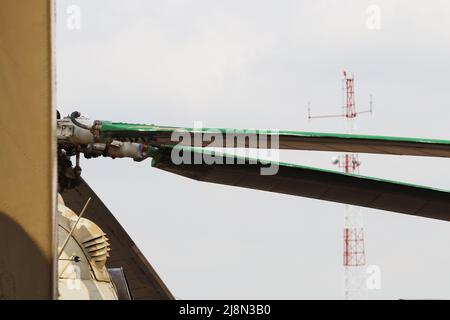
[56, 0, 450, 299]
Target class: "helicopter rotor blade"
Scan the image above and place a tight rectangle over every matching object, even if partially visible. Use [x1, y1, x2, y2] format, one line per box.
[150, 146, 450, 221]
[61, 177, 174, 300]
[98, 122, 450, 158]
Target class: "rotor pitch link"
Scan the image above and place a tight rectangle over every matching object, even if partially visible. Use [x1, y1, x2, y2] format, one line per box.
[82, 141, 151, 162]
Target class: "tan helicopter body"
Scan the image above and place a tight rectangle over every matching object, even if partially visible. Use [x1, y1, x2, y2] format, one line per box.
[57, 194, 118, 300]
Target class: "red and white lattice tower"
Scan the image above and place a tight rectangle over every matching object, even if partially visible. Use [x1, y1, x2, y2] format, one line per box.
[308, 71, 372, 300]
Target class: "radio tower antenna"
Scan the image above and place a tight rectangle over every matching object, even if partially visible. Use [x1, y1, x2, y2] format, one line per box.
[308, 71, 373, 300]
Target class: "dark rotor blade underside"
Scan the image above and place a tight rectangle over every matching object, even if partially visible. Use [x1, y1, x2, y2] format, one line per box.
[61, 178, 174, 300]
[151, 146, 450, 221]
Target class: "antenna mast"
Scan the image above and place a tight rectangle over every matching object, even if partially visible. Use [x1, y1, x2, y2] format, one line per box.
[308, 71, 373, 300]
